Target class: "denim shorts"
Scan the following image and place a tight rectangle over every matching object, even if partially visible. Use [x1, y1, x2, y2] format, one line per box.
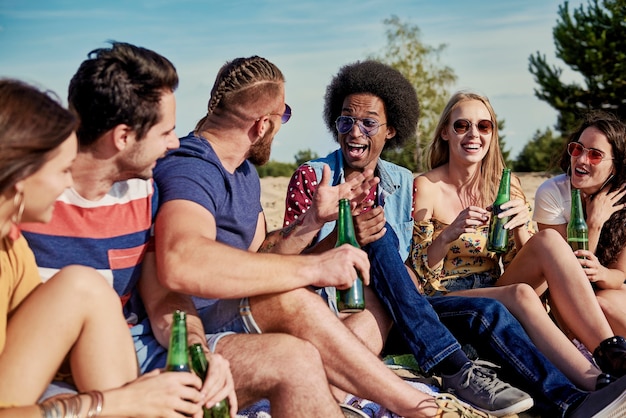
[196, 297, 261, 333]
[434, 273, 497, 295]
[318, 286, 339, 315]
[133, 300, 257, 374]
[39, 381, 77, 401]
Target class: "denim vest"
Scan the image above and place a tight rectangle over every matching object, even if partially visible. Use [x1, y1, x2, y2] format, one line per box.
[307, 149, 414, 261]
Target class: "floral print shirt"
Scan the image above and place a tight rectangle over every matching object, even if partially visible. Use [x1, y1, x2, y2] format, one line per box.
[283, 164, 377, 227]
[409, 212, 534, 296]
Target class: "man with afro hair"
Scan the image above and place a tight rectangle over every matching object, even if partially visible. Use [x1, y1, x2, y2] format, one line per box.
[279, 60, 622, 417]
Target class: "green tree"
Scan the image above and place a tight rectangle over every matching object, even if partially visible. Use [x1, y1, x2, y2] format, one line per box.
[255, 160, 296, 178]
[529, 0, 626, 135]
[497, 120, 513, 168]
[512, 128, 566, 172]
[369, 16, 457, 172]
[255, 149, 319, 178]
[294, 149, 319, 166]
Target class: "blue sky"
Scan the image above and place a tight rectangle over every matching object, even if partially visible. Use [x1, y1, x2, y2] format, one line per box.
[0, 0, 586, 164]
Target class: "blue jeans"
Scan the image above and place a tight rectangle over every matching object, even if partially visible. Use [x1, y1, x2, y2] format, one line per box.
[436, 273, 497, 294]
[364, 224, 587, 417]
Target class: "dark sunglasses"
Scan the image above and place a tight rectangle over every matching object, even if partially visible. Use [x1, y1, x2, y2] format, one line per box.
[335, 116, 386, 136]
[452, 119, 494, 135]
[567, 142, 613, 165]
[263, 103, 292, 124]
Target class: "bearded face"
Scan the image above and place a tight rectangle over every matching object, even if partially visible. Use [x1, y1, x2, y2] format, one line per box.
[248, 119, 275, 166]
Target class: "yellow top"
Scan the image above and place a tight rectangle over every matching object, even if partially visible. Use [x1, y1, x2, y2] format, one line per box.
[409, 214, 534, 296]
[0, 227, 42, 353]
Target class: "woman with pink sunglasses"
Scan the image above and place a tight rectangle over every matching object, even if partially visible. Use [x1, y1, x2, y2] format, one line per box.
[410, 92, 626, 392]
[534, 110, 626, 365]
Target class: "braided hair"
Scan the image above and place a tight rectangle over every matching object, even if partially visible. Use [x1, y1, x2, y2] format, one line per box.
[195, 56, 284, 130]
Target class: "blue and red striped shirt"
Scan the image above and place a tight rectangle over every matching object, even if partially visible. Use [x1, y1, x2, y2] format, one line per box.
[20, 179, 158, 324]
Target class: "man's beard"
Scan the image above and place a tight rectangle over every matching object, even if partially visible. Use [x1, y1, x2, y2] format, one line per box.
[249, 119, 275, 166]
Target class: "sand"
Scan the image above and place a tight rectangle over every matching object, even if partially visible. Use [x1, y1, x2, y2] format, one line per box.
[261, 172, 553, 231]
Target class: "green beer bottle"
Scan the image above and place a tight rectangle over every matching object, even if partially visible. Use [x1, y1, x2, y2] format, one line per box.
[567, 188, 588, 258]
[165, 310, 191, 372]
[335, 198, 365, 313]
[487, 168, 511, 253]
[188, 343, 231, 418]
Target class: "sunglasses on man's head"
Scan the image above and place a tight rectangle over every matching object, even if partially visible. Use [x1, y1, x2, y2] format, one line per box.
[452, 119, 494, 135]
[335, 115, 386, 136]
[567, 142, 613, 165]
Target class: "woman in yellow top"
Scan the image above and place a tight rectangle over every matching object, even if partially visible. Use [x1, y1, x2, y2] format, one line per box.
[410, 91, 626, 390]
[0, 79, 206, 417]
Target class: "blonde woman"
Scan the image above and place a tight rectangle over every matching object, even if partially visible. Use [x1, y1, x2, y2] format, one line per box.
[411, 91, 626, 393]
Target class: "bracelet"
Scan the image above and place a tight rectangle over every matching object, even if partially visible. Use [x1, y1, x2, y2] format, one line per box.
[86, 391, 103, 418]
[39, 392, 97, 418]
[39, 398, 63, 418]
[58, 398, 69, 418]
[67, 395, 82, 418]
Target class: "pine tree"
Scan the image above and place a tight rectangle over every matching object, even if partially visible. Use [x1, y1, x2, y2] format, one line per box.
[529, 0, 626, 135]
[513, 128, 566, 172]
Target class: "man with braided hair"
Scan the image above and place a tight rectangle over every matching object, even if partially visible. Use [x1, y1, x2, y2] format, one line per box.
[22, 44, 349, 418]
[21, 41, 236, 414]
[153, 55, 489, 417]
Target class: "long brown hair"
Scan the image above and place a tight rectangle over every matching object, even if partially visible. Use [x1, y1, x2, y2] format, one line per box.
[0, 79, 77, 195]
[558, 110, 626, 265]
[427, 91, 523, 207]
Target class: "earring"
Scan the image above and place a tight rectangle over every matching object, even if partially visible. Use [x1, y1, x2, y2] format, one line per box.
[11, 190, 24, 224]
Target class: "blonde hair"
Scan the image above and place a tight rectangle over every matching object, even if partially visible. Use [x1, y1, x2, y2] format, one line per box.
[427, 91, 523, 206]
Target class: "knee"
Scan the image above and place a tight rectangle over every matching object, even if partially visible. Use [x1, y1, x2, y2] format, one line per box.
[509, 283, 542, 305]
[271, 287, 327, 315]
[262, 336, 324, 378]
[532, 228, 569, 251]
[54, 265, 118, 304]
[502, 283, 547, 318]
